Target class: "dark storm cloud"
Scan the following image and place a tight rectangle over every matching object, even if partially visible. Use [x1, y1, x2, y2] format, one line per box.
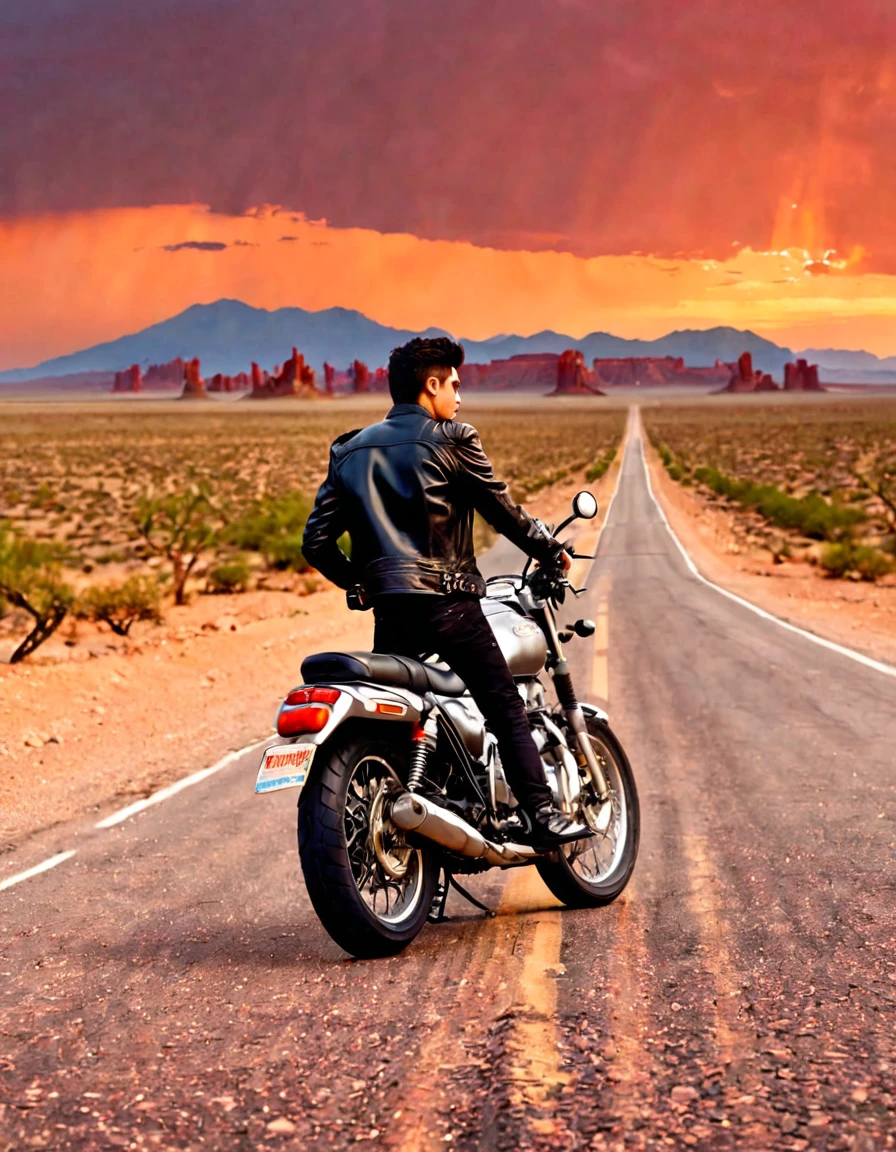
[2, 0, 895, 267]
[161, 240, 229, 252]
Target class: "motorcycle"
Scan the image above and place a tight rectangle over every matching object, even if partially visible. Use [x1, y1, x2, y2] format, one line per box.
[254, 490, 639, 958]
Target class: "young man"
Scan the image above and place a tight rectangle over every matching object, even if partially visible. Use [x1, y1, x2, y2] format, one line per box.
[302, 336, 590, 848]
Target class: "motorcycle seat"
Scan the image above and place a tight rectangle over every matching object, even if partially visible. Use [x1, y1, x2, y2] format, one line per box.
[301, 651, 468, 697]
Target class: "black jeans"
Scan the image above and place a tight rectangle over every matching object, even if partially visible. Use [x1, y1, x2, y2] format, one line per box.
[372, 594, 552, 813]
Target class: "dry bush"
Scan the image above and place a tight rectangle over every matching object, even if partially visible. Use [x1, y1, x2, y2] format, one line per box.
[644, 399, 896, 577]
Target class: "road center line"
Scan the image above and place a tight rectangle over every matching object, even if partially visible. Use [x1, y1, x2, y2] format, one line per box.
[0, 850, 76, 893]
[634, 408, 896, 680]
[95, 738, 270, 828]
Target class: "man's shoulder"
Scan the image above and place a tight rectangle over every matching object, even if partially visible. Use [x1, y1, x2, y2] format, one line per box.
[330, 427, 363, 454]
[437, 419, 479, 446]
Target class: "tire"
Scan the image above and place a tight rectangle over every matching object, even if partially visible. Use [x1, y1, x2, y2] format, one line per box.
[536, 716, 640, 907]
[298, 728, 439, 958]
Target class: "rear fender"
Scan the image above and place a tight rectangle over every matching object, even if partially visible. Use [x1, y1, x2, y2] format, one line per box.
[277, 682, 425, 751]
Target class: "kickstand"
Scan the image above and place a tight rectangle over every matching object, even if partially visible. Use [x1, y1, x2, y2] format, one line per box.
[449, 875, 497, 919]
[427, 870, 450, 923]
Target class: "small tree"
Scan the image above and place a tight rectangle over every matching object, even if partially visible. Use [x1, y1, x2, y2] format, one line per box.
[0, 525, 75, 663]
[853, 460, 896, 535]
[133, 484, 218, 606]
[77, 574, 163, 636]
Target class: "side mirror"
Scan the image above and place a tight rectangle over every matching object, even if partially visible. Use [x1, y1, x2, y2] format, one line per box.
[572, 490, 599, 520]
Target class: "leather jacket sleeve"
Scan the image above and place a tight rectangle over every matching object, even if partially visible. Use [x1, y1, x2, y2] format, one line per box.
[449, 424, 564, 565]
[302, 443, 356, 590]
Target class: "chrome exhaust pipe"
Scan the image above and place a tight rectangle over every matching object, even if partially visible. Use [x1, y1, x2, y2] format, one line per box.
[390, 792, 537, 866]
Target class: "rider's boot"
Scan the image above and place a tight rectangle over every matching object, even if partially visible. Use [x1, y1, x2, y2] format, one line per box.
[524, 803, 593, 851]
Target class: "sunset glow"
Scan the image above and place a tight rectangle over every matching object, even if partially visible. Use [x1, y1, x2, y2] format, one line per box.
[2, 205, 896, 370]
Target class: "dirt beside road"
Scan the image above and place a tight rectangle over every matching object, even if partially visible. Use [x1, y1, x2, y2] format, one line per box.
[643, 437, 896, 668]
[0, 466, 618, 854]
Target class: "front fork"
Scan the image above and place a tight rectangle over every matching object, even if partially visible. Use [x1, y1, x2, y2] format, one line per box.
[539, 605, 611, 802]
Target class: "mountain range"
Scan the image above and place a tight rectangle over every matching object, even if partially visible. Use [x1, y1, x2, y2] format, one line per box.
[2, 299, 896, 385]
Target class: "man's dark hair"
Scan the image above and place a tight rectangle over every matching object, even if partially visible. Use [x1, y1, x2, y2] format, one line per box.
[387, 337, 465, 404]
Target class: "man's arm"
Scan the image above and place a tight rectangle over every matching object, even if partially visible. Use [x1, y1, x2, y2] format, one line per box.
[449, 423, 566, 565]
[302, 445, 355, 591]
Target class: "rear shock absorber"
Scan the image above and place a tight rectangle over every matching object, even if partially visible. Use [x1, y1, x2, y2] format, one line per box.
[407, 715, 438, 792]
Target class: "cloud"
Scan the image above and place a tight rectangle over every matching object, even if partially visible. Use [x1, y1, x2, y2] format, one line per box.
[2, 0, 896, 269]
[161, 240, 228, 252]
[279, 235, 298, 242]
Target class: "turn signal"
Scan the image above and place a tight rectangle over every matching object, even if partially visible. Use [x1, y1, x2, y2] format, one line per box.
[277, 705, 331, 736]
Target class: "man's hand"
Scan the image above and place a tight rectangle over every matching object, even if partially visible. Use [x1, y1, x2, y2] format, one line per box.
[558, 550, 573, 572]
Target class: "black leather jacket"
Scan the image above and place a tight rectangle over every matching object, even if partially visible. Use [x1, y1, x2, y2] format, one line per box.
[302, 403, 564, 599]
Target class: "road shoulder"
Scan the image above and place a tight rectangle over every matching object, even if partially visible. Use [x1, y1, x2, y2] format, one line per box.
[641, 431, 896, 668]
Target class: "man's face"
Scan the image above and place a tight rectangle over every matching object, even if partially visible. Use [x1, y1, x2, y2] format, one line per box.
[426, 368, 461, 421]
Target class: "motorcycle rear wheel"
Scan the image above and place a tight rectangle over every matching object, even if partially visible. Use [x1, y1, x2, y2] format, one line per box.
[536, 717, 639, 907]
[298, 729, 439, 959]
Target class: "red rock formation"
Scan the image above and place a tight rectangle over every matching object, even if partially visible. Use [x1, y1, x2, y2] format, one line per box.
[783, 359, 824, 391]
[144, 357, 185, 390]
[181, 357, 208, 399]
[323, 362, 335, 395]
[374, 367, 389, 392]
[591, 355, 730, 388]
[112, 364, 142, 393]
[460, 354, 559, 392]
[352, 360, 372, 394]
[232, 372, 250, 391]
[552, 350, 604, 395]
[716, 351, 782, 393]
[250, 349, 321, 398]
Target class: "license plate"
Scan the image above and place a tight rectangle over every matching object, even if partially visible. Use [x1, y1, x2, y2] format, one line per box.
[254, 744, 316, 794]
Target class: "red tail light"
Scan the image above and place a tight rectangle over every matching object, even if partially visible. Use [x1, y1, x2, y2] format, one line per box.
[284, 687, 341, 706]
[277, 686, 341, 737]
[278, 706, 331, 736]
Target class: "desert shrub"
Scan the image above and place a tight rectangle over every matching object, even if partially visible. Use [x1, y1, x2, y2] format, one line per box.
[0, 524, 75, 662]
[692, 467, 864, 541]
[225, 491, 312, 572]
[820, 542, 893, 581]
[206, 555, 252, 594]
[133, 484, 218, 605]
[77, 574, 163, 635]
[585, 447, 617, 483]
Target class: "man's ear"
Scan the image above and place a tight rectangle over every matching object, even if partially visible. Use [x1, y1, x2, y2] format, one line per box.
[424, 374, 440, 397]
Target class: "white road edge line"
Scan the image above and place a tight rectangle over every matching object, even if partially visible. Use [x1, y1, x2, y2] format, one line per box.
[95, 737, 270, 829]
[0, 850, 77, 893]
[634, 408, 896, 681]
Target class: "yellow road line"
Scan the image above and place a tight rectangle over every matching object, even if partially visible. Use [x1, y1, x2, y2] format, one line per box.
[498, 868, 570, 1136]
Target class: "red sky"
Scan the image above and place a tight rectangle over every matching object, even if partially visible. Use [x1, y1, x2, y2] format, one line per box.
[2, 0, 896, 364]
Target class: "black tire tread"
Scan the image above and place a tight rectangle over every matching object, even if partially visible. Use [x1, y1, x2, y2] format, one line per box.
[536, 719, 640, 908]
[298, 732, 436, 958]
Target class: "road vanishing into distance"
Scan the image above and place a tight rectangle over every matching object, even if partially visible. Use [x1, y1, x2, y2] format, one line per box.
[2, 412, 895, 1150]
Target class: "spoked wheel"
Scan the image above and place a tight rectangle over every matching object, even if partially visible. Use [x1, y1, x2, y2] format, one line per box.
[298, 732, 438, 958]
[536, 716, 639, 907]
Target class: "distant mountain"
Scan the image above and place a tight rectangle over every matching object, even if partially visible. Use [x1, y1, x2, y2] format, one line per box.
[1, 299, 893, 385]
[797, 347, 896, 374]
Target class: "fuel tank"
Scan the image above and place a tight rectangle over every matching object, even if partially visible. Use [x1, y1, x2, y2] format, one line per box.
[481, 599, 547, 676]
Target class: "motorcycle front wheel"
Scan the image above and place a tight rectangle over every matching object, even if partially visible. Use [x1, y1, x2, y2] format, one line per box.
[536, 716, 639, 907]
[298, 729, 439, 959]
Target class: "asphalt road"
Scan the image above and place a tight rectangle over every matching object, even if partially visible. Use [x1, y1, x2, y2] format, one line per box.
[2, 413, 895, 1151]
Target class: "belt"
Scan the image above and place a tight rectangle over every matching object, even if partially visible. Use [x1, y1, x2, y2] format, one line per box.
[361, 557, 487, 599]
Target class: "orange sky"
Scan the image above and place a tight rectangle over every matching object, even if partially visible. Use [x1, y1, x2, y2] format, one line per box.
[2, 204, 896, 368]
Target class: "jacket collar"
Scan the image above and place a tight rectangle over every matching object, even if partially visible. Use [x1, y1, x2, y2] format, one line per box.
[385, 403, 433, 420]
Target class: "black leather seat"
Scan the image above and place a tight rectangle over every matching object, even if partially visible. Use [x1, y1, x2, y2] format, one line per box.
[301, 651, 467, 697]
